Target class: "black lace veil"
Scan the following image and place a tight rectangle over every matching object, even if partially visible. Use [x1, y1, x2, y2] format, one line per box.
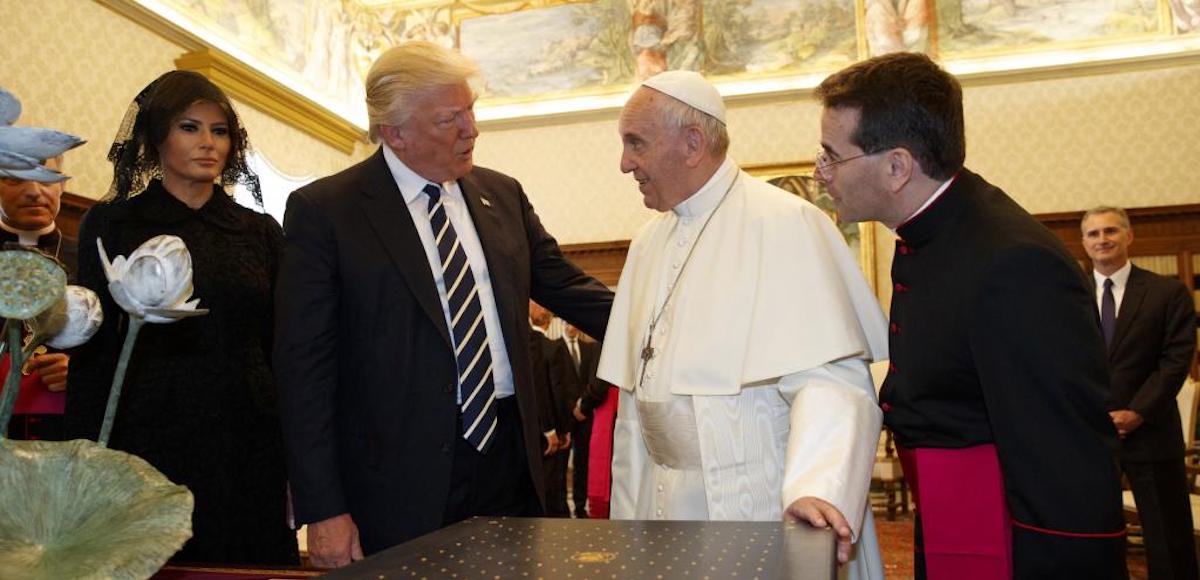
[105, 70, 262, 205]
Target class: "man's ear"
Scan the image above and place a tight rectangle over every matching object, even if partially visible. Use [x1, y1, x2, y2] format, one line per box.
[378, 124, 407, 153]
[883, 148, 916, 193]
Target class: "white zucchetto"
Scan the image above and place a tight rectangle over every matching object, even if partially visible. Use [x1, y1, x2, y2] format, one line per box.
[640, 70, 726, 124]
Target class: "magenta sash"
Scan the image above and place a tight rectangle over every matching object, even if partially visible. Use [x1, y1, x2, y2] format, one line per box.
[586, 387, 619, 519]
[1, 354, 66, 415]
[897, 443, 1013, 580]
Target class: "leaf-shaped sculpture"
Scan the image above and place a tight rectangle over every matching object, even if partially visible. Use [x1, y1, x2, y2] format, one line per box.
[0, 88, 18, 126]
[0, 439, 193, 580]
[0, 126, 85, 161]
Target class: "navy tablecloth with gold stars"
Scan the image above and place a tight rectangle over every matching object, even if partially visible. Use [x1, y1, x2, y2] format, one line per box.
[322, 517, 835, 580]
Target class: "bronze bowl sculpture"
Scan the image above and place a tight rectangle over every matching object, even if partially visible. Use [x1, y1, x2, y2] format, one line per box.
[0, 439, 193, 579]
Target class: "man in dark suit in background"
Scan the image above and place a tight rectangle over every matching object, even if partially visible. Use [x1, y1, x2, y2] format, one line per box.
[529, 300, 574, 517]
[815, 52, 1126, 578]
[1082, 205, 1199, 580]
[564, 322, 601, 518]
[274, 41, 613, 569]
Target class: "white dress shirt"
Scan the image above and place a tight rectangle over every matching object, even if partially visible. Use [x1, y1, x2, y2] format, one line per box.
[383, 146, 515, 401]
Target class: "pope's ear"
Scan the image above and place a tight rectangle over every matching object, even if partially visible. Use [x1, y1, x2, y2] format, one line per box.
[683, 125, 706, 166]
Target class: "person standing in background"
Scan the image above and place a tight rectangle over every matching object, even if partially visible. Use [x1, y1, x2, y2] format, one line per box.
[1082, 205, 1198, 580]
[1, 154, 76, 441]
[529, 300, 575, 518]
[565, 322, 602, 518]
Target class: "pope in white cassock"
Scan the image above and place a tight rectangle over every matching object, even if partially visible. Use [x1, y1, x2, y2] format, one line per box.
[597, 71, 889, 579]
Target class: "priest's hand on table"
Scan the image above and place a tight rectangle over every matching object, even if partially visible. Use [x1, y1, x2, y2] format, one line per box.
[308, 513, 364, 568]
[785, 497, 852, 565]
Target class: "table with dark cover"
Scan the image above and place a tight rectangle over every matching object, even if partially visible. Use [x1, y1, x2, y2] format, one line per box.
[322, 517, 835, 579]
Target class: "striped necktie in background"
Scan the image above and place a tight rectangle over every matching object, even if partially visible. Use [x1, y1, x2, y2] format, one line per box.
[425, 183, 497, 453]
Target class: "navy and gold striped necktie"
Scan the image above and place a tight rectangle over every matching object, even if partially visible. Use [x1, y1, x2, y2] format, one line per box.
[425, 183, 497, 453]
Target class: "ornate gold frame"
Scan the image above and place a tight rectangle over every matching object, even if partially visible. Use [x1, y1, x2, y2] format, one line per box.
[744, 161, 877, 292]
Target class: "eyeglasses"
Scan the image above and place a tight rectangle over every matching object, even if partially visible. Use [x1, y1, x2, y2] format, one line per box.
[814, 150, 873, 181]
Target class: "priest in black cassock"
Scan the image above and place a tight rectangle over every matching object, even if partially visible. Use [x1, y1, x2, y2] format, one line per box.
[814, 52, 1126, 579]
[0, 154, 76, 440]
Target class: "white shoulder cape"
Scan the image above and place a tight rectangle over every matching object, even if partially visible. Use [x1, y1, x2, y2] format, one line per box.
[597, 170, 888, 395]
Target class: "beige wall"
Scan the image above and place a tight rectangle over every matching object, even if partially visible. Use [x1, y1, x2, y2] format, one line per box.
[478, 60, 1200, 248]
[0, 0, 366, 200]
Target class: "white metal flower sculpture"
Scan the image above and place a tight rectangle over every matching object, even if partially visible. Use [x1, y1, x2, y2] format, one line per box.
[25, 285, 104, 352]
[0, 85, 84, 184]
[95, 235, 208, 445]
[97, 235, 208, 324]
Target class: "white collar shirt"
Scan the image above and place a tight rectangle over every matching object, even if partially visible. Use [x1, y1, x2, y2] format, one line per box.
[1093, 260, 1133, 316]
[383, 145, 515, 401]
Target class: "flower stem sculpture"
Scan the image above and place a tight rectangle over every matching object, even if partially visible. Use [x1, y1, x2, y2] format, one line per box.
[96, 235, 207, 446]
[0, 248, 66, 438]
[0, 280, 102, 436]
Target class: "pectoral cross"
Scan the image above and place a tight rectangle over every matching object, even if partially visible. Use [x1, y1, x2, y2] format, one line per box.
[636, 332, 657, 390]
[640, 325, 658, 363]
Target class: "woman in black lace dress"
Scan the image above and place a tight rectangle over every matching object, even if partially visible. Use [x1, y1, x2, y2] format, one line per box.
[64, 71, 298, 565]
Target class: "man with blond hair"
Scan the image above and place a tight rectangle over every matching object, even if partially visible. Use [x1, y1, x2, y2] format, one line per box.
[274, 41, 612, 568]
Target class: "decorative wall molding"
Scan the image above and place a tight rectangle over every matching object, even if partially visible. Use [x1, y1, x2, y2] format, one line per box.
[94, 0, 202, 51]
[174, 49, 365, 154]
[96, 0, 366, 153]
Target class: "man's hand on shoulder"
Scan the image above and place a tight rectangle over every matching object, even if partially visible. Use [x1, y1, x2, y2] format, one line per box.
[785, 497, 853, 564]
[307, 513, 364, 569]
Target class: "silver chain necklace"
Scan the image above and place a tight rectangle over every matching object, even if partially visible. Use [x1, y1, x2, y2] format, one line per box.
[637, 171, 740, 391]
